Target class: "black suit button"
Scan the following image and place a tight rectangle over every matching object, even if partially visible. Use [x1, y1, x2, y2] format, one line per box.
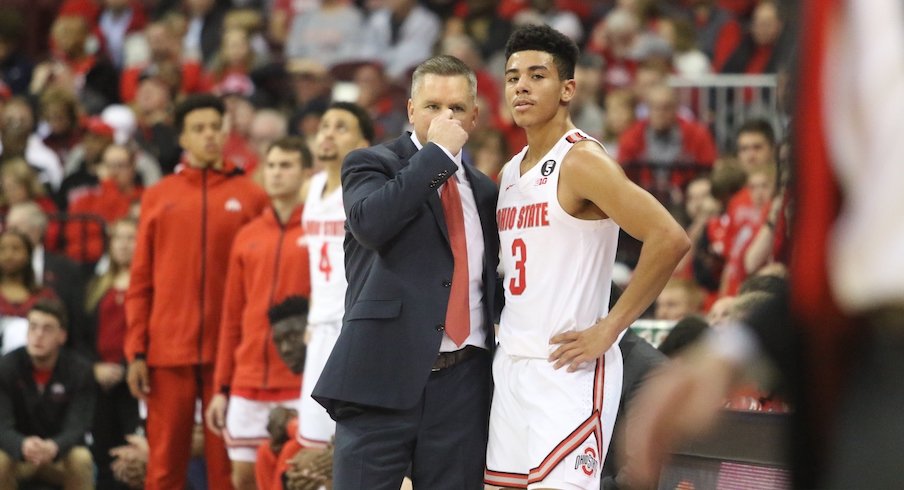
[442, 280, 451, 288]
[439, 170, 449, 177]
[435, 324, 445, 332]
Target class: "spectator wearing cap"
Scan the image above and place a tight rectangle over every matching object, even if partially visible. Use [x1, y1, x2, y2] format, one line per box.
[0, 97, 64, 192]
[59, 116, 115, 210]
[284, 0, 364, 69]
[119, 18, 212, 103]
[66, 144, 143, 265]
[359, 0, 441, 81]
[0, 298, 95, 490]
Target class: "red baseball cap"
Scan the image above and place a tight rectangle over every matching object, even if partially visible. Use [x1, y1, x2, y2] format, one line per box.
[84, 116, 115, 139]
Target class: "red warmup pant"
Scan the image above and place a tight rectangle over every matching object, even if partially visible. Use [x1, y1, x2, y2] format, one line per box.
[145, 364, 232, 490]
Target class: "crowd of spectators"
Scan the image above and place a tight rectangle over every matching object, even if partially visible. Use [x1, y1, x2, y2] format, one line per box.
[0, 0, 795, 487]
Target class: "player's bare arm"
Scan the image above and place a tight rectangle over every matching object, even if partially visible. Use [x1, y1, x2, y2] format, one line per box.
[549, 142, 690, 370]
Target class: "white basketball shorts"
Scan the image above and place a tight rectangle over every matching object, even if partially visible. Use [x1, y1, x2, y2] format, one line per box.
[224, 395, 296, 462]
[485, 342, 623, 489]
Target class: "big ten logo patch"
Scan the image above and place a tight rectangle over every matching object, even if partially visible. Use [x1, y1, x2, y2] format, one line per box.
[574, 447, 598, 476]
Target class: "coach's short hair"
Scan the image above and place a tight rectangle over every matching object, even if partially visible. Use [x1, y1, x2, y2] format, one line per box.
[505, 24, 580, 81]
[267, 136, 314, 169]
[410, 55, 477, 101]
[174, 94, 225, 134]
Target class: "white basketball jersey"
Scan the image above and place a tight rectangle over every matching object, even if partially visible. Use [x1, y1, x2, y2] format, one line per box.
[302, 171, 348, 326]
[497, 129, 620, 359]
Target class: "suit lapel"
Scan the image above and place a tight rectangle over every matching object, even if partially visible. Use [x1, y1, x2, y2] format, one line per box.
[391, 133, 450, 245]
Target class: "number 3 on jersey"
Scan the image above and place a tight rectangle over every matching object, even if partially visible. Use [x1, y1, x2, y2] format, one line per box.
[510, 238, 526, 295]
[319, 242, 332, 281]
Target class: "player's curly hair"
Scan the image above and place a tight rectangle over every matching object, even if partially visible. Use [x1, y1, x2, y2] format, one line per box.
[267, 296, 309, 325]
[504, 24, 580, 81]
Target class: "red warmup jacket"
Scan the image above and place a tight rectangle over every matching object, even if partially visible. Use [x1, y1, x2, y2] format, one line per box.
[214, 206, 311, 394]
[66, 179, 143, 263]
[617, 118, 717, 189]
[125, 162, 269, 366]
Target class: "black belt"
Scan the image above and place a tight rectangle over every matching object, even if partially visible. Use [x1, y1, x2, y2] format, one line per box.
[432, 345, 483, 371]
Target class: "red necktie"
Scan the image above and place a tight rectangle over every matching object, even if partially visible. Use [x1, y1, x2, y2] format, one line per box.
[440, 176, 470, 345]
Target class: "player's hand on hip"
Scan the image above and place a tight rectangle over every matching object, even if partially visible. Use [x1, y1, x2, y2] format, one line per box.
[126, 359, 150, 401]
[549, 321, 619, 372]
[205, 393, 228, 436]
[427, 108, 468, 156]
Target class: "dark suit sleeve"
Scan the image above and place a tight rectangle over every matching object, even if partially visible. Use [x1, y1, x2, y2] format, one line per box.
[342, 143, 458, 251]
[0, 359, 25, 460]
[51, 357, 96, 457]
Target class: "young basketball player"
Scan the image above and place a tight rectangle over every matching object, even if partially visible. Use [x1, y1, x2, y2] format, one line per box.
[485, 25, 690, 489]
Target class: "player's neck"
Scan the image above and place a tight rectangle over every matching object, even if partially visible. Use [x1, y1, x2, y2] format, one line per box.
[523, 113, 574, 169]
[325, 161, 342, 195]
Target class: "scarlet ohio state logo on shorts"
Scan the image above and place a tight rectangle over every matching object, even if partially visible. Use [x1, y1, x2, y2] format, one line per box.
[574, 447, 598, 476]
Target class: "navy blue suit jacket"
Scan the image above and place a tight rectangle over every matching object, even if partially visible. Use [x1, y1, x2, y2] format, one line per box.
[312, 133, 500, 414]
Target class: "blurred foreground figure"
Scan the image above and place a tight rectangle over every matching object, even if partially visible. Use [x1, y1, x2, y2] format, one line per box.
[625, 1, 904, 488]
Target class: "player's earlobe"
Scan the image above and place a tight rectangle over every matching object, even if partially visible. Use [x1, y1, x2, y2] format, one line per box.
[561, 79, 577, 103]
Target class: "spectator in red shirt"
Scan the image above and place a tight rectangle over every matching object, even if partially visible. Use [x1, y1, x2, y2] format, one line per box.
[689, 0, 743, 71]
[351, 62, 408, 144]
[721, 0, 785, 74]
[65, 143, 143, 264]
[618, 83, 717, 194]
[30, 15, 120, 115]
[83, 217, 140, 489]
[720, 163, 776, 296]
[119, 18, 211, 103]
